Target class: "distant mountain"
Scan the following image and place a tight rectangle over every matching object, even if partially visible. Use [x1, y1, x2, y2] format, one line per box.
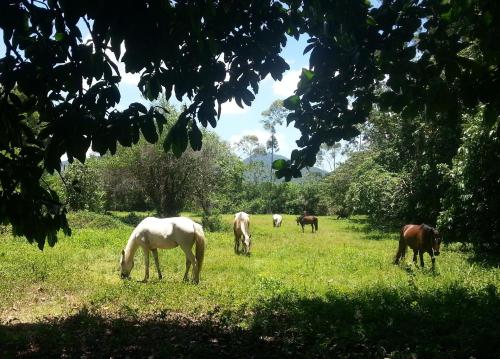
[243, 153, 328, 182]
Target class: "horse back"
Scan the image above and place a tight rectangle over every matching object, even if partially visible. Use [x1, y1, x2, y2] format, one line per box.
[137, 217, 195, 249]
[301, 215, 316, 224]
[401, 224, 432, 251]
[233, 214, 250, 237]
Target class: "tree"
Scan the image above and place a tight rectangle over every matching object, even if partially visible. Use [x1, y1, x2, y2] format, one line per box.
[261, 100, 288, 182]
[100, 107, 239, 217]
[58, 158, 105, 213]
[317, 143, 342, 171]
[2, 1, 500, 247]
[98, 154, 150, 212]
[189, 132, 244, 217]
[233, 135, 266, 160]
[438, 109, 500, 248]
[233, 135, 267, 185]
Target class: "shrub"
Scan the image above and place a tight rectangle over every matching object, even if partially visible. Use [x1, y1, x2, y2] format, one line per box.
[201, 211, 228, 232]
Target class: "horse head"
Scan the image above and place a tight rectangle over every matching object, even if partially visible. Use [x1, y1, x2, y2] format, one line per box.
[432, 229, 442, 256]
[296, 217, 301, 225]
[120, 249, 134, 279]
[243, 234, 252, 256]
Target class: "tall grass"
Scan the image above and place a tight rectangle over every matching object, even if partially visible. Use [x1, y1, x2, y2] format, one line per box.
[1, 213, 499, 357]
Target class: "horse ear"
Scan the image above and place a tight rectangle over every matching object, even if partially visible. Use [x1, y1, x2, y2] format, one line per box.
[121, 249, 125, 257]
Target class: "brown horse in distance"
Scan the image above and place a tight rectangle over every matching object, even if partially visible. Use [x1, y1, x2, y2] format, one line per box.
[296, 215, 318, 233]
[394, 224, 442, 268]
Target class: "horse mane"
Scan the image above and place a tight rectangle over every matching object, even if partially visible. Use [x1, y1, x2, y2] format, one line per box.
[420, 224, 436, 244]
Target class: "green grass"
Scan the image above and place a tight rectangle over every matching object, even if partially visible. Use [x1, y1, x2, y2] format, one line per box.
[1, 213, 499, 357]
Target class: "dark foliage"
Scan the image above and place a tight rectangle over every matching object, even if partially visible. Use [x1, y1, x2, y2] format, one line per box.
[2, 1, 500, 246]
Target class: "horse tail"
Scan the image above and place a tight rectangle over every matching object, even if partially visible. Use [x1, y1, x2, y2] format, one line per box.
[394, 226, 407, 264]
[314, 218, 318, 231]
[193, 223, 206, 280]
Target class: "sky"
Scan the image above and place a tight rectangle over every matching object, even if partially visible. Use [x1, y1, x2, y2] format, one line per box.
[115, 35, 310, 159]
[0, 22, 312, 162]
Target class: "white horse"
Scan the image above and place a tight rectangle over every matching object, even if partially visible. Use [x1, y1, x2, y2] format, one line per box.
[272, 214, 283, 227]
[120, 217, 206, 284]
[233, 212, 251, 255]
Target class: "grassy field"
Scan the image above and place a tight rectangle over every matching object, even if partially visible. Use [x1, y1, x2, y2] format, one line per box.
[1, 212, 499, 358]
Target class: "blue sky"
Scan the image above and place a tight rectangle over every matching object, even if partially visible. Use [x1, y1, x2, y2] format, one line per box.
[115, 35, 310, 159]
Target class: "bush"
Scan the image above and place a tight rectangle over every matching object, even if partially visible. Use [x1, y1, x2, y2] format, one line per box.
[66, 211, 124, 230]
[345, 166, 404, 228]
[201, 211, 228, 232]
[61, 159, 106, 213]
[438, 111, 500, 247]
[120, 212, 144, 227]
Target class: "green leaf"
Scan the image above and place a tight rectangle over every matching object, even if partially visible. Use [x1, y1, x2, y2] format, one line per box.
[272, 159, 287, 170]
[166, 123, 188, 157]
[303, 43, 315, 55]
[366, 15, 377, 26]
[189, 120, 202, 151]
[240, 88, 255, 106]
[140, 115, 158, 144]
[54, 32, 65, 41]
[130, 102, 148, 114]
[284, 95, 300, 110]
[301, 68, 315, 81]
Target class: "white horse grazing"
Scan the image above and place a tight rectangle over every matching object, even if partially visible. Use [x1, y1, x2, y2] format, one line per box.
[233, 212, 251, 255]
[272, 214, 283, 227]
[120, 217, 206, 284]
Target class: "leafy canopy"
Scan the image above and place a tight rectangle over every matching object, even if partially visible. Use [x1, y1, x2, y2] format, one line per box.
[1, 0, 500, 247]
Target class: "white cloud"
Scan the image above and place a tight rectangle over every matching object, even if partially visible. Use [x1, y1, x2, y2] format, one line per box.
[272, 69, 301, 97]
[221, 99, 249, 115]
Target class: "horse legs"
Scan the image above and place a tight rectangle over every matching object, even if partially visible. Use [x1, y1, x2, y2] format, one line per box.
[419, 250, 425, 267]
[412, 250, 418, 265]
[301, 224, 305, 233]
[430, 251, 436, 269]
[234, 235, 240, 254]
[183, 258, 191, 282]
[311, 224, 314, 233]
[181, 245, 199, 284]
[151, 249, 162, 280]
[142, 246, 150, 282]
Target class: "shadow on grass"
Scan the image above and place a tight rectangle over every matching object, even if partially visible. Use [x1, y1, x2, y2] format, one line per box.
[2, 284, 498, 358]
[346, 217, 399, 241]
[248, 284, 500, 358]
[0, 308, 270, 358]
[466, 248, 500, 269]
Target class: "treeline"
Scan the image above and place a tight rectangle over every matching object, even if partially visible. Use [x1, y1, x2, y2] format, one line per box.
[47, 106, 330, 231]
[50, 102, 499, 248]
[325, 107, 500, 248]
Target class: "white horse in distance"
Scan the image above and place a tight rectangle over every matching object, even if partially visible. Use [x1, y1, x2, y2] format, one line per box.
[272, 214, 283, 227]
[233, 212, 251, 255]
[120, 217, 206, 284]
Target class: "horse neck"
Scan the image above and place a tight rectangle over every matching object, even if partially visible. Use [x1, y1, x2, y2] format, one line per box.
[240, 220, 249, 238]
[124, 234, 140, 264]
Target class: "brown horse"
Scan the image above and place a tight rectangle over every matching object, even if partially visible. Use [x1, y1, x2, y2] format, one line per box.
[296, 215, 318, 233]
[336, 207, 351, 219]
[394, 224, 442, 268]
